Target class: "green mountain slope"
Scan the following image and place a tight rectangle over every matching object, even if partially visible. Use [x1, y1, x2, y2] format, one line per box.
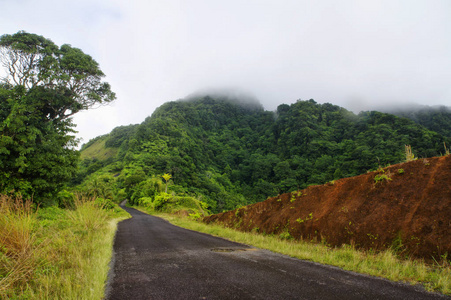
[77, 96, 451, 213]
[387, 105, 451, 138]
[80, 137, 117, 161]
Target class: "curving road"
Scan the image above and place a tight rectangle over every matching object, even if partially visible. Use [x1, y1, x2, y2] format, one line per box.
[106, 205, 449, 300]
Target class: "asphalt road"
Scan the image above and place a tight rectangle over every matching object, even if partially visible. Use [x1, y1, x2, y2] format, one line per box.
[106, 205, 449, 300]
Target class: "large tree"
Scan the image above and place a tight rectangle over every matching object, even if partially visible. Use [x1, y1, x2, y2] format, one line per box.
[0, 31, 115, 202]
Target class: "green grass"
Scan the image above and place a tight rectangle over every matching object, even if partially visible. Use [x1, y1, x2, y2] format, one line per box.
[80, 138, 117, 161]
[0, 195, 130, 299]
[145, 209, 451, 296]
[0, 196, 37, 298]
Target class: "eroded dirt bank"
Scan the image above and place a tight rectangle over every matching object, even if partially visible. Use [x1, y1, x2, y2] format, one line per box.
[203, 155, 451, 260]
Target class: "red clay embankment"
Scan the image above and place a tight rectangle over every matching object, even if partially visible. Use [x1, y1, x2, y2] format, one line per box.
[203, 155, 451, 260]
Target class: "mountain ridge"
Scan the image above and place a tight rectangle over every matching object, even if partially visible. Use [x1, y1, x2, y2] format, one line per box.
[77, 95, 451, 212]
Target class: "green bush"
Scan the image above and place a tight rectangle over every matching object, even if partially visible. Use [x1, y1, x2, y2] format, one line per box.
[57, 189, 75, 208]
[94, 197, 116, 210]
[153, 193, 172, 211]
[137, 196, 152, 206]
[374, 174, 392, 183]
[189, 212, 202, 220]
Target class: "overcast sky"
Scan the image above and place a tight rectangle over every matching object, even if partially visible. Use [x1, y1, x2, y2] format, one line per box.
[1, 0, 451, 145]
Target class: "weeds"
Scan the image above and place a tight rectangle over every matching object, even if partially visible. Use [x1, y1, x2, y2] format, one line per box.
[405, 145, 415, 162]
[66, 195, 109, 232]
[279, 230, 293, 240]
[0, 195, 40, 297]
[0, 194, 129, 299]
[189, 212, 202, 220]
[374, 174, 392, 184]
[296, 213, 313, 224]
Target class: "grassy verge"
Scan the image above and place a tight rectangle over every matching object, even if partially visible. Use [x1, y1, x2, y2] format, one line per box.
[0, 195, 130, 299]
[134, 206, 450, 296]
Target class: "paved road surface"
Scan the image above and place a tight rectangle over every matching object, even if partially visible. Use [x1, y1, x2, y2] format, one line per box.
[106, 205, 449, 299]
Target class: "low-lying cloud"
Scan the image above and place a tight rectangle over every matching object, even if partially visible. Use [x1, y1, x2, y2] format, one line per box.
[1, 0, 450, 143]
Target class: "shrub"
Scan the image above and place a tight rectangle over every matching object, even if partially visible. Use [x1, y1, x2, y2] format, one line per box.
[189, 212, 202, 220]
[57, 189, 76, 208]
[374, 174, 392, 184]
[138, 196, 154, 207]
[94, 197, 116, 210]
[153, 193, 172, 211]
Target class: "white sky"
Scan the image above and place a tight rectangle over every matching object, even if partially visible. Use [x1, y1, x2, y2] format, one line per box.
[1, 0, 451, 145]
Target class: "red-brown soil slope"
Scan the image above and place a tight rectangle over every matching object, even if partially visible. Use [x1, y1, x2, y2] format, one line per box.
[203, 155, 451, 260]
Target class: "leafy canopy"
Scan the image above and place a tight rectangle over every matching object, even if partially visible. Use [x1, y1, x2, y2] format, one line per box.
[0, 30, 115, 119]
[0, 31, 115, 202]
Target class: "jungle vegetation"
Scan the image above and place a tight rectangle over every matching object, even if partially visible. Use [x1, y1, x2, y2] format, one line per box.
[76, 95, 451, 213]
[1, 32, 450, 213]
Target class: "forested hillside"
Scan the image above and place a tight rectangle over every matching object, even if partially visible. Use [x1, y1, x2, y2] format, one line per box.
[77, 96, 451, 213]
[387, 105, 451, 138]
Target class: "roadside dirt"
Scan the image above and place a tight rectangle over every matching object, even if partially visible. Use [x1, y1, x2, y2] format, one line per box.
[203, 155, 451, 260]
[108, 206, 448, 299]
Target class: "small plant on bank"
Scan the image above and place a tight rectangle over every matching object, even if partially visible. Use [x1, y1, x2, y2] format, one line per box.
[296, 213, 313, 224]
[397, 168, 404, 175]
[189, 212, 202, 220]
[405, 145, 415, 162]
[374, 174, 392, 184]
[235, 206, 244, 217]
[279, 230, 293, 240]
[252, 227, 260, 233]
[444, 142, 450, 156]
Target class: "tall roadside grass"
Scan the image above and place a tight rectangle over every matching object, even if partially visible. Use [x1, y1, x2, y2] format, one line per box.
[0, 195, 39, 297]
[152, 211, 451, 296]
[0, 194, 129, 299]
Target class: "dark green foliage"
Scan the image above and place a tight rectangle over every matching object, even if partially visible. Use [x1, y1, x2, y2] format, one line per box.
[0, 84, 79, 200]
[94, 197, 116, 210]
[77, 96, 450, 213]
[105, 125, 138, 148]
[0, 31, 115, 202]
[389, 105, 451, 138]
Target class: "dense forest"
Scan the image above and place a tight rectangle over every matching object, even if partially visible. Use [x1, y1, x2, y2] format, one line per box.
[76, 95, 451, 213]
[387, 105, 451, 138]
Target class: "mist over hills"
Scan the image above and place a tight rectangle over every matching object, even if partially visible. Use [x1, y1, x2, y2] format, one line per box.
[379, 104, 451, 138]
[184, 88, 263, 111]
[77, 95, 451, 212]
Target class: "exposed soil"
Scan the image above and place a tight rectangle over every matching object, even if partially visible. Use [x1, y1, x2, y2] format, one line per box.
[203, 155, 451, 260]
